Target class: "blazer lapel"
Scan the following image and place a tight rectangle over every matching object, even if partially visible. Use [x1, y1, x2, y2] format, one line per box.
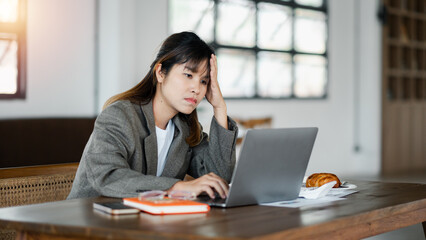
[140, 101, 158, 176]
[161, 115, 189, 178]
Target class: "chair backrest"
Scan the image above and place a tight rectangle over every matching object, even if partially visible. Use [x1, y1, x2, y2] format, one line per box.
[233, 117, 272, 145]
[0, 163, 78, 208]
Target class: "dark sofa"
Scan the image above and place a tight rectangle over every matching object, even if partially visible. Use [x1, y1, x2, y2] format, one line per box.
[0, 118, 95, 168]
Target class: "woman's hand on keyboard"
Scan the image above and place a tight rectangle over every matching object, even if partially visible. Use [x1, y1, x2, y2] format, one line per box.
[168, 172, 229, 199]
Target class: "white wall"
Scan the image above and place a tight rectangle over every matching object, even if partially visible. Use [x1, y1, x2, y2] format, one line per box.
[0, 0, 96, 118]
[0, 0, 382, 177]
[97, 0, 168, 112]
[352, 0, 382, 176]
[200, 0, 382, 177]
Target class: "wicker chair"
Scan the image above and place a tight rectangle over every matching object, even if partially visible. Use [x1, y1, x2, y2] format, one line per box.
[0, 164, 78, 239]
[0, 118, 94, 239]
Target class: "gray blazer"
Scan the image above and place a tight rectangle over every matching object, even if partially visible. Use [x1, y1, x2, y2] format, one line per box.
[67, 100, 238, 199]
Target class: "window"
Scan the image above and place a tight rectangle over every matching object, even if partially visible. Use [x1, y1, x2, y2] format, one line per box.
[0, 0, 26, 99]
[169, 0, 328, 99]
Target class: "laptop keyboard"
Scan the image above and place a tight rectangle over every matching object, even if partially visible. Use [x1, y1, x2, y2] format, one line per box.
[197, 195, 227, 205]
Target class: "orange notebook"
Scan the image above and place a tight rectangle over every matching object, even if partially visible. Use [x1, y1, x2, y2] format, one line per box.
[122, 197, 210, 215]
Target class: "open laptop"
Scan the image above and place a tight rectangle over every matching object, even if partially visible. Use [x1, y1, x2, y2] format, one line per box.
[197, 127, 318, 208]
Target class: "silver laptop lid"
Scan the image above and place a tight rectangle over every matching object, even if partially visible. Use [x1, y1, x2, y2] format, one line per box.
[225, 127, 318, 207]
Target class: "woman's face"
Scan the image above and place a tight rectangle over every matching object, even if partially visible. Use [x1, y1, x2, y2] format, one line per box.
[156, 60, 209, 115]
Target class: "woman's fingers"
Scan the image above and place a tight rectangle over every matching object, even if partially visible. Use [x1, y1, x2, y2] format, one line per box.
[200, 173, 228, 198]
[206, 173, 229, 198]
[203, 178, 226, 198]
[207, 54, 223, 105]
[201, 185, 216, 199]
[206, 54, 228, 130]
[210, 54, 217, 82]
[169, 173, 229, 199]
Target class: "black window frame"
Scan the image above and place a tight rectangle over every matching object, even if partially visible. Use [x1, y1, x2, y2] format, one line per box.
[0, 0, 27, 99]
[169, 0, 329, 100]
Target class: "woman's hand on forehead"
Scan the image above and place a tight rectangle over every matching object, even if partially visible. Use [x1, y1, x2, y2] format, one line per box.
[205, 54, 228, 129]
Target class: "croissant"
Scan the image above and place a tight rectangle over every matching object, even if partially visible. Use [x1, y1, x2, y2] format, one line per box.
[306, 173, 341, 188]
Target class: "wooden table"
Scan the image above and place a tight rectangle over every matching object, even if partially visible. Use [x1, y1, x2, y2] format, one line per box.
[0, 181, 425, 239]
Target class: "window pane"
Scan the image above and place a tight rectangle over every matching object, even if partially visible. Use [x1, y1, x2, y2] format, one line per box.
[169, 0, 214, 42]
[0, 35, 18, 94]
[294, 9, 326, 54]
[0, 0, 18, 23]
[258, 51, 292, 97]
[217, 48, 255, 97]
[258, 3, 292, 51]
[294, 54, 326, 98]
[217, 0, 255, 47]
[168, 0, 329, 99]
[295, 0, 323, 8]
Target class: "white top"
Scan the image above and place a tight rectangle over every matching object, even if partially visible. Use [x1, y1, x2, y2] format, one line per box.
[155, 119, 175, 176]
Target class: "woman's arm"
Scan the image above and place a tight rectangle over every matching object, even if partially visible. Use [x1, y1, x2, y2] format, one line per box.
[205, 54, 228, 130]
[76, 102, 180, 198]
[167, 117, 238, 198]
[168, 54, 239, 198]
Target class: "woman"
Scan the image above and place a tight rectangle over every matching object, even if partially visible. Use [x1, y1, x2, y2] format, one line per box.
[67, 32, 238, 200]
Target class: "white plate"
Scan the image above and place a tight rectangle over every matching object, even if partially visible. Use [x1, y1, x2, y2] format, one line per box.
[338, 183, 357, 189]
[302, 180, 357, 190]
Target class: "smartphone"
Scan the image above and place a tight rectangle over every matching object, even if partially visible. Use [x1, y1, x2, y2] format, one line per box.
[93, 202, 140, 215]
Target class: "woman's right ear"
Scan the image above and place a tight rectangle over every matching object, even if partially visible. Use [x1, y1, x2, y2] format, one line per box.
[155, 64, 164, 83]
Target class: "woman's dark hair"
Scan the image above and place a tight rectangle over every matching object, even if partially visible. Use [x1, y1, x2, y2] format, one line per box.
[103, 32, 215, 147]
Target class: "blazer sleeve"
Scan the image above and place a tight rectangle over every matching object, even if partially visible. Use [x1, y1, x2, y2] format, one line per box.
[187, 116, 238, 183]
[82, 102, 179, 198]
